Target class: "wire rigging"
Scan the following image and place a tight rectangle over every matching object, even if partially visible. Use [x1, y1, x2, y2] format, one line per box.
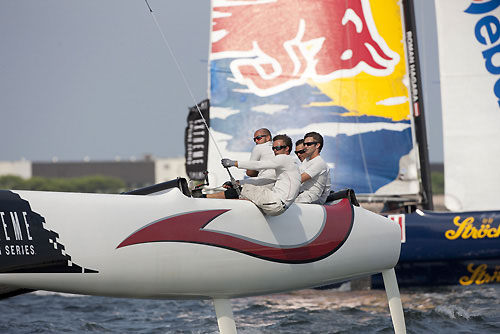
[142, 0, 240, 194]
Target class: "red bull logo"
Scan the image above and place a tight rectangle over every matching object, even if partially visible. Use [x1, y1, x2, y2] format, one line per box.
[212, 0, 400, 97]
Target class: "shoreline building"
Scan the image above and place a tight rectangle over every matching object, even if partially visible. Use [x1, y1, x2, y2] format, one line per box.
[0, 156, 187, 188]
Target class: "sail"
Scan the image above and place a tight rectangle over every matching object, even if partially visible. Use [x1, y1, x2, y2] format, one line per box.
[208, 0, 420, 200]
[435, 0, 500, 211]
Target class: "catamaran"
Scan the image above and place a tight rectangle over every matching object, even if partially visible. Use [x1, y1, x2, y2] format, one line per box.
[0, 1, 414, 333]
[194, 0, 500, 288]
[4, 0, 498, 332]
[376, 0, 500, 287]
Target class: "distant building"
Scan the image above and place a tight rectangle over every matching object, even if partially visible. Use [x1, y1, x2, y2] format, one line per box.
[154, 158, 188, 183]
[0, 160, 32, 179]
[0, 156, 187, 188]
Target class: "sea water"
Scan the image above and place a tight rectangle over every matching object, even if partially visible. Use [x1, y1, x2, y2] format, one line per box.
[0, 284, 498, 333]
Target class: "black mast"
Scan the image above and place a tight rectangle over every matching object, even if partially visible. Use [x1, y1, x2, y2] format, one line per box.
[402, 0, 434, 210]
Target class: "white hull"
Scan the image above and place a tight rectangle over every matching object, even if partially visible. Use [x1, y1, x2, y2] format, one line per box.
[0, 188, 400, 299]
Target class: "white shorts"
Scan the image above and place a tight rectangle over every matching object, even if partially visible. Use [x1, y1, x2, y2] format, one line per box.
[241, 184, 286, 216]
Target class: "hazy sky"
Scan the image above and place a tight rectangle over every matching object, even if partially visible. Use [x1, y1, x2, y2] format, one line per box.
[0, 0, 443, 163]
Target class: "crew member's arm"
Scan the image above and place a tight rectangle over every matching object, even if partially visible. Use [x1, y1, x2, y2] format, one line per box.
[246, 170, 258, 177]
[301, 159, 323, 183]
[301, 172, 312, 183]
[237, 158, 282, 171]
[222, 157, 282, 171]
[246, 147, 261, 177]
[239, 177, 275, 186]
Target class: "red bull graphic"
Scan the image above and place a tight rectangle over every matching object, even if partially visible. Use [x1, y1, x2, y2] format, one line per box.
[212, 0, 399, 97]
[209, 0, 417, 196]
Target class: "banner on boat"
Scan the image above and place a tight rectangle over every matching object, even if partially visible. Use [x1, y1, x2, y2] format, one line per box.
[208, 0, 420, 198]
[185, 99, 210, 181]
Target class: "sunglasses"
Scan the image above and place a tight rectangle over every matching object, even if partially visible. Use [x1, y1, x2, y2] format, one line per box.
[295, 149, 306, 155]
[272, 145, 288, 151]
[253, 135, 267, 142]
[304, 141, 318, 146]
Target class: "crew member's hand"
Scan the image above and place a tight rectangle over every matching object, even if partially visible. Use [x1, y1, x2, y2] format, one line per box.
[223, 180, 240, 189]
[221, 158, 236, 168]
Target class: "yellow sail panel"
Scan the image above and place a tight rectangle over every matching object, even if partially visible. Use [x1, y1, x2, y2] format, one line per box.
[313, 0, 410, 122]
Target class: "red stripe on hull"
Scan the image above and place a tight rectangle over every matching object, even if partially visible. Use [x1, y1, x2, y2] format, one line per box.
[117, 199, 353, 264]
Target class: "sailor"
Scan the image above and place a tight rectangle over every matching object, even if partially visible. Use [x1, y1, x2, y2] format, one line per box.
[295, 132, 331, 204]
[294, 139, 307, 163]
[220, 134, 301, 216]
[246, 128, 275, 179]
[223, 128, 275, 190]
[216, 128, 275, 192]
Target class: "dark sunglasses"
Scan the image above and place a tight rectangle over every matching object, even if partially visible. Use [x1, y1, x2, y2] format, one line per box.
[295, 149, 306, 155]
[304, 141, 318, 146]
[253, 135, 267, 142]
[272, 145, 288, 151]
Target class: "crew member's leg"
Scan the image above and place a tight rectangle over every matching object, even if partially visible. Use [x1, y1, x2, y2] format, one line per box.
[241, 184, 286, 216]
[204, 187, 239, 199]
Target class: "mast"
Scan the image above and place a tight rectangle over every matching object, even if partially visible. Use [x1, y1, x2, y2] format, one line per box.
[402, 0, 433, 210]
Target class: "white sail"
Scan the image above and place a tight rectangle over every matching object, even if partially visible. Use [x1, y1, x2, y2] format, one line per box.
[435, 0, 500, 211]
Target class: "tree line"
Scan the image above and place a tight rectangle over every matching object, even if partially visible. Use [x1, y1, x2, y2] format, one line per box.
[0, 172, 444, 195]
[0, 175, 126, 194]
[431, 171, 444, 195]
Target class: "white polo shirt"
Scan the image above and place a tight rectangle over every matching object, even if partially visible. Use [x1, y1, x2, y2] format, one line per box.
[248, 141, 276, 180]
[296, 155, 331, 204]
[238, 154, 301, 207]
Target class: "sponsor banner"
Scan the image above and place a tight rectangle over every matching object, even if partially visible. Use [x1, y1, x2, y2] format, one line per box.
[208, 0, 419, 196]
[459, 262, 500, 285]
[185, 99, 210, 181]
[435, 0, 500, 210]
[399, 209, 500, 262]
[372, 259, 500, 287]
[0, 190, 97, 274]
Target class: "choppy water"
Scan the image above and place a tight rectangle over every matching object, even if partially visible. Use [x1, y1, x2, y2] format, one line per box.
[0, 284, 498, 333]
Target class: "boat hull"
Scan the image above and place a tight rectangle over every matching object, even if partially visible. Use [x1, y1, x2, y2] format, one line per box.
[372, 209, 500, 287]
[0, 189, 401, 299]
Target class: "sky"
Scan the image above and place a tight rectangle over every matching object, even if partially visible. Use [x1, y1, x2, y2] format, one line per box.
[0, 0, 443, 163]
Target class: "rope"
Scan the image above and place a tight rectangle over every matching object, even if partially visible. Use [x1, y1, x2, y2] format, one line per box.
[143, 1, 240, 195]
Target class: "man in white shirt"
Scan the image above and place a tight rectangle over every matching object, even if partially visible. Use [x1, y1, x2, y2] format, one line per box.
[246, 128, 275, 178]
[221, 134, 301, 216]
[216, 128, 275, 191]
[295, 132, 331, 204]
